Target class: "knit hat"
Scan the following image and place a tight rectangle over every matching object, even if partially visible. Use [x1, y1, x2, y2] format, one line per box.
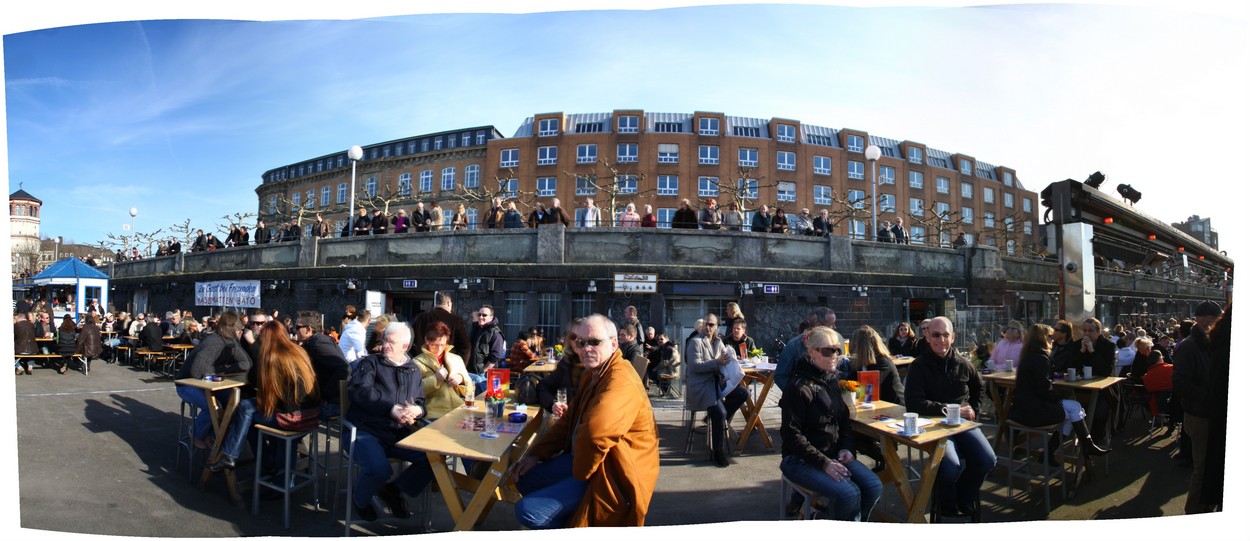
[1195, 301, 1223, 317]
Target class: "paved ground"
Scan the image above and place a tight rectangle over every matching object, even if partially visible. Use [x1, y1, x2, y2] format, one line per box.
[11, 358, 1215, 537]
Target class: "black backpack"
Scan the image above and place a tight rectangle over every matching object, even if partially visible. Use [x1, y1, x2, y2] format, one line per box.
[515, 372, 542, 405]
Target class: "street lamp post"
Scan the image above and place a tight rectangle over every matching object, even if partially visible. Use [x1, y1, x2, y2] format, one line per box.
[347, 145, 363, 235]
[127, 207, 138, 253]
[55, 236, 62, 262]
[865, 145, 882, 238]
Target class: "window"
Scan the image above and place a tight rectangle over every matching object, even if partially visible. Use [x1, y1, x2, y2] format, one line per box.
[850, 220, 866, 240]
[881, 194, 896, 213]
[909, 171, 924, 189]
[422, 139, 430, 152]
[657, 144, 679, 163]
[419, 170, 433, 193]
[501, 178, 518, 199]
[849, 189, 866, 209]
[465, 165, 480, 188]
[477, 131, 487, 145]
[462, 133, 471, 146]
[408, 141, 416, 154]
[937, 176, 950, 195]
[983, 187, 995, 204]
[699, 117, 720, 136]
[466, 208, 479, 230]
[575, 122, 605, 134]
[617, 115, 638, 133]
[776, 124, 796, 143]
[880, 166, 896, 185]
[1005, 216, 1015, 231]
[908, 147, 924, 164]
[442, 210, 453, 228]
[846, 134, 864, 152]
[961, 181, 973, 199]
[657, 175, 679, 196]
[698, 177, 720, 198]
[911, 226, 925, 245]
[298, 165, 304, 176]
[1023, 198, 1033, 213]
[317, 160, 324, 172]
[814, 185, 832, 206]
[1006, 240, 1017, 256]
[398, 173, 412, 196]
[654, 122, 684, 133]
[434, 138, 443, 150]
[984, 211, 996, 229]
[291, 192, 301, 208]
[617, 175, 638, 194]
[936, 202, 952, 220]
[777, 151, 796, 171]
[617, 143, 638, 163]
[698, 145, 720, 165]
[738, 178, 759, 200]
[575, 177, 597, 196]
[500, 148, 519, 168]
[848, 160, 865, 180]
[537, 293, 562, 342]
[1004, 193, 1015, 209]
[538, 146, 558, 166]
[321, 186, 331, 207]
[337, 183, 347, 204]
[365, 177, 377, 198]
[1023, 221, 1033, 235]
[739, 148, 758, 167]
[960, 159, 972, 174]
[732, 126, 761, 137]
[537, 177, 557, 197]
[538, 118, 559, 137]
[337, 156, 345, 168]
[441, 167, 456, 191]
[910, 197, 925, 217]
[962, 207, 974, 225]
[657, 208, 676, 228]
[576, 144, 598, 164]
[808, 134, 832, 146]
[1003, 171, 1014, 187]
[813, 155, 831, 175]
[268, 195, 278, 214]
[447, 135, 456, 149]
[778, 181, 797, 203]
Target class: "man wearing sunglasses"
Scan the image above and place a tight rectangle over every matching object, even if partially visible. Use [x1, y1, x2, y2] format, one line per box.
[903, 316, 994, 518]
[511, 314, 659, 528]
[686, 313, 751, 467]
[468, 305, 505, 395]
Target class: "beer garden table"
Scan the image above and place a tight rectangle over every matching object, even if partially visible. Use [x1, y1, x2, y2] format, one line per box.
[175, 373, 249, 505]
[735, 362, 776, 452]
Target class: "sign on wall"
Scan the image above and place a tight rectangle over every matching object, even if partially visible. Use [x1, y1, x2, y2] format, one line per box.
[195, 280, 262, 308]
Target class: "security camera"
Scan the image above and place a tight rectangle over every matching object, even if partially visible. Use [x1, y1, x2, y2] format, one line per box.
[1065, 262, 1078, 273]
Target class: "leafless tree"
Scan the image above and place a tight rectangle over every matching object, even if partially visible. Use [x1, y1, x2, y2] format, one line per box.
[979, 210, 1030, 256]
[214, 211, 259, 238]
[168, 218, 198, 246]
[913, 201, 961, 247]
[448, 168, 537, 211]
[825, 189, 892, 238]
[703, 166, 781, 215]
[563, 160, 653, 226]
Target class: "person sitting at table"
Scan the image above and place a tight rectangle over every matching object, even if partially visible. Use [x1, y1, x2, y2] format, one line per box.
[989, 320, 1024, 369]
[33, 310, 56, 343]
[1127, 337, 1156, 382]
[1141, 351, 1178, 436]
[537, 319, 585, 417]
[294, 310, 351, 418]
[412, 321, 470, 419]
[646, 331, 680, 393]
[887, 321, 917, 358]
[14, 311, 39, 375]
[345, 322, 434, 522]
[1009, 324, 1109, 460]
[904, 316, 995, 518]
[508, 328, 542, 376]
[686, 312, 751, 467]
[845, 326, 905, 404]
[721, 317, 757, 361]
[208, 321, 321, 472]
[779, 326, 883, 522]
[1074, 316, 1118, 443]
[175, 311, 253, 450]
[139, 313, 166, 354]
[1049, 320, 1079, 374]
[75, 313, 103, 368]
[52, 314, 78, 375]
[511, 315, 659, 528]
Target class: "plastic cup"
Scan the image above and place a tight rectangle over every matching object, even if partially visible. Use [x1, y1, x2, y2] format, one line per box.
[903, 413, 919, 435]
[1083, 366, 1094, 379]
[1066, 368, 1077, 382]
[1005, 359, 1015, 371]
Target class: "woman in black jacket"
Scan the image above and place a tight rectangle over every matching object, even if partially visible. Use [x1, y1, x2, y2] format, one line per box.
[54, 314, 78, 374]
[1008, 324, 1108, 457]
[846, 326, 905, 404]
[886, 322, 917, 358]
[536, 319, 585, 417]
[779, 327, 882, 522]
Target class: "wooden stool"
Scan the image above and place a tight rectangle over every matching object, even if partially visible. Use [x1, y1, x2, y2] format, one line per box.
[253, 425, 319, 529]
[1004, 420, 1076, 515]
[779, 475, 819, 519]
[659, 374, 682, 399]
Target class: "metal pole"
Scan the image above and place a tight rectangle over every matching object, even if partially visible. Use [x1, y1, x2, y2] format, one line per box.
[348, 158, 357, 233]
[871, 159, 879, 236]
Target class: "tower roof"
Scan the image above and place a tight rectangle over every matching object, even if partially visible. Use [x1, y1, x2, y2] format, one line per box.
[9, 188, 42, 204]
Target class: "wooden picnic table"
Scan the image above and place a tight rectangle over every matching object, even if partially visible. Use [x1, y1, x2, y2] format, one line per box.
[395, 402, 544, 531]
[175, 374, 249, 505]
[735, 362, 776, 452]
[522, 360, 558, 374]
[850, 399, 982, 523]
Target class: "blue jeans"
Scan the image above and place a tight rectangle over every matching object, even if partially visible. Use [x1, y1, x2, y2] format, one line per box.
[468, 372, 487, 396]
[780, 454, 882, 521]
[351, 429, 433, 508]
[936, 427, 996, 513]
[708, 385, 751, 455]
[177, 385, 234, 440]
[515, 454, 589, 529]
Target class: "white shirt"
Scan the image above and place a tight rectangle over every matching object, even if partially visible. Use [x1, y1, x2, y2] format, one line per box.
[579, 207, 600, 228]
[339, 319, 367, 363]
[1116, 346, 1136, 367]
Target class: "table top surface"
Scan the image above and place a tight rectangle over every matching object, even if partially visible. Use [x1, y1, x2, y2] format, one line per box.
[982, 370, 1125, 391]
[851, 400, 982, 445]
[35, 337, 54, 342]
[166, 343, 195, 349]
[522, 361, 558, 373]
[395, 403, 542, 462]
[893, 356, 915, 366]
[174, 373, 247, 391]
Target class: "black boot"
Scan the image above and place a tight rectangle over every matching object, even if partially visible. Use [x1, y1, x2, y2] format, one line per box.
[1080, 436, 1109, 456]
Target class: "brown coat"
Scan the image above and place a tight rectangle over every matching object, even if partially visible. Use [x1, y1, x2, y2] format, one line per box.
[526, 349, 659, 527]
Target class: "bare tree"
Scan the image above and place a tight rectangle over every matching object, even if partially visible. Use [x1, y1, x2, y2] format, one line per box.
[168, 218, 198, 246]
[825, 189, 892, 238]
[702, 166, 781, 216]
[563, 160, 653, 226]
[447, 168, 538, 212]
[979, 210, 1029, 256]
[11, 242, 42, 277]
[215, 211, 258, 238]
[913, 201, 961, 247]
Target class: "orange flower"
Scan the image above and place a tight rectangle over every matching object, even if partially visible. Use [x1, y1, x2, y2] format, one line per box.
[838, 380, 859, 393]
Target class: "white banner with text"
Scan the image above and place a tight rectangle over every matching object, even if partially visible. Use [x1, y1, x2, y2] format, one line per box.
[195, 280, 262, 308]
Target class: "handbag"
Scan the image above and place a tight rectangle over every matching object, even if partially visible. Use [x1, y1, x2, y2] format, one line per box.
[275, 407, 321, 432]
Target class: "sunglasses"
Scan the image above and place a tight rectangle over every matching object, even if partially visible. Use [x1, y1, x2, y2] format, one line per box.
[295, 324, 310, 330]
[477, 313, 491, 319]
[814, 346, 840, 358]
[705, 322, 719, 327]
[248, 321, 266, 327]
[573, 337, 607, 349]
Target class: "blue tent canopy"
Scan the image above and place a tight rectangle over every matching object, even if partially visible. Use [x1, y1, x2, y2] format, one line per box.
[31, 257, 109, 282]
[30, 257, 110, 321]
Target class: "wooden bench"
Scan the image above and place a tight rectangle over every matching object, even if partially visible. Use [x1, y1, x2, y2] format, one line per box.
[15, 353, 89, 375]
[135, 349, 177, 375]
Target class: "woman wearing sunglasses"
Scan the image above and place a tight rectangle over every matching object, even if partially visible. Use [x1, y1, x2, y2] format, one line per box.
[685, 313, 750, 467]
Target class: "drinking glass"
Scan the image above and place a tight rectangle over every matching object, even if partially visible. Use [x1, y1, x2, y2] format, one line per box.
[555, 388, 568, 407]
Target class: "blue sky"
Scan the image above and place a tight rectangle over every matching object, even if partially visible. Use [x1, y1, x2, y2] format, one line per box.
[3, 1, 1247, 259]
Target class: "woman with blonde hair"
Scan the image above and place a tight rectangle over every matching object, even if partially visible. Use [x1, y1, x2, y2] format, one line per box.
[847, 326, 905, 404]
[209, 321, 320, 471]
[989, 320, 1025, 368]
[451, 204, 469, 231]
[725, 301, 745, 322]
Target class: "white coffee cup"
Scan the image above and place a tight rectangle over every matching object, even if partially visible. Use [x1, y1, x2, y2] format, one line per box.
[1066, 368, 1078, 381]
[903, 412, 919, 435]
[1005, 359, 1015, 371]
[1083, 366, 1094, 379]
[944, 403, 961, 425]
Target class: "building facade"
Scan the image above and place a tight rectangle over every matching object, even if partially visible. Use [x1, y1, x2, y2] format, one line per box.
[254, 110, 1038, 252]
[1172, 215, 1218, 251]
[10, 188, 43, 277]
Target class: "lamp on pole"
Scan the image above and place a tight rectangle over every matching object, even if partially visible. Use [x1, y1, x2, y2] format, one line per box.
[127, 207, 138, 253]
[347, 145, 363, 235]
[54, 236, 62, 262]
[865, 144, 882, 237]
